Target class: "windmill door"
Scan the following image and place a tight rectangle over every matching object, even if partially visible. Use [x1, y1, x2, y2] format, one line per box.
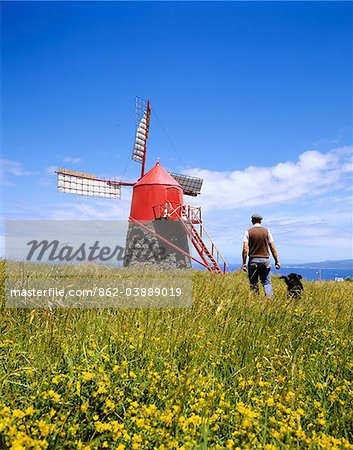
[165, 187, 182, 219]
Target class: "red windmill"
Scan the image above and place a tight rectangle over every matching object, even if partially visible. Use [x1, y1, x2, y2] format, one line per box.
[56, 97, 227, 273]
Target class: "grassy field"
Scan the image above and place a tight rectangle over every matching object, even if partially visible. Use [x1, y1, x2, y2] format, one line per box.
[1, 262, 353, 449]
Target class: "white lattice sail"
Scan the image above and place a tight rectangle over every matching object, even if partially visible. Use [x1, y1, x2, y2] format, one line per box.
[57, 169, 121, 199]
[132, 97, 151, 163]
[168, 172, 203, 197]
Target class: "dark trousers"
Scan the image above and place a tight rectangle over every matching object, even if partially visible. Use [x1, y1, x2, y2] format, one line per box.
[248, 257, 273, 296]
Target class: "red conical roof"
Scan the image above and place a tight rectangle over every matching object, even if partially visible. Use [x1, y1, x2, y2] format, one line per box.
[135, 161, 182, 187]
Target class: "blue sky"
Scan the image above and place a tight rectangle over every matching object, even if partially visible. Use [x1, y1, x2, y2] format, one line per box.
[1, 1, 352, 263]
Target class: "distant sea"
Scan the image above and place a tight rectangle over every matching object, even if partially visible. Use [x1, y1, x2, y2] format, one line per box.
[193, 264, 353, 281]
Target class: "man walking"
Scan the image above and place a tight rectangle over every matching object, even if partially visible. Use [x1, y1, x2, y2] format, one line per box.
[242, 214, 280, 296]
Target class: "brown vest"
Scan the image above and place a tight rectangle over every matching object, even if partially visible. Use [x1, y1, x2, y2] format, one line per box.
[248, 226, 270, 258]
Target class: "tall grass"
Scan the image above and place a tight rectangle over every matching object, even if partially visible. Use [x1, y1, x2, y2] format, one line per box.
[1, 261, 352, 449]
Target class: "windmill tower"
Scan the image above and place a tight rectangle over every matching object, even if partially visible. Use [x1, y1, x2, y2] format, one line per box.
[56, 97, 227, 273]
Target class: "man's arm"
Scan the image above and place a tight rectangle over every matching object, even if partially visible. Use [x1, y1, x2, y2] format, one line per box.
[269, 242, 280, 269]
[242, 242, 248, 271]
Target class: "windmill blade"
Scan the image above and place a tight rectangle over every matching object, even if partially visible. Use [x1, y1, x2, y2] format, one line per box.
[57, 169, 121, 199]
[132, 97, 151, 165]
[168, 172, 203, 197]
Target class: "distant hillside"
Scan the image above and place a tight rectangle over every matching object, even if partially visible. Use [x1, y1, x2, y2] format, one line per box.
[285, 259, 353, 269]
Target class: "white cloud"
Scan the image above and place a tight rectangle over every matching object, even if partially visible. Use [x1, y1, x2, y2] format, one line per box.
[182, 147, 352, 262]
[50, 194, 133, 221]
[0, 159, 36, 185]
[199, 205, 353, 263]
[186, 147, 352, 212]
[63, 157, 82, 164]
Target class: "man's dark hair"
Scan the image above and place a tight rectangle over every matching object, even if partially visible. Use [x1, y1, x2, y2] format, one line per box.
[251, 218, 262, 224]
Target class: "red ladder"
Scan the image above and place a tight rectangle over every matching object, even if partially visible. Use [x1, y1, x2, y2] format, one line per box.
[153, 203, 228, 274]
[181, 206, 227, 274]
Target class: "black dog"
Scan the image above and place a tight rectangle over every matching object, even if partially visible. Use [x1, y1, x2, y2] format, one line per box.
[280, 273, 304, 299]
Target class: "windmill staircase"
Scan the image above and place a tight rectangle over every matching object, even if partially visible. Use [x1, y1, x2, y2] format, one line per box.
[153, 203, 227, 274]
